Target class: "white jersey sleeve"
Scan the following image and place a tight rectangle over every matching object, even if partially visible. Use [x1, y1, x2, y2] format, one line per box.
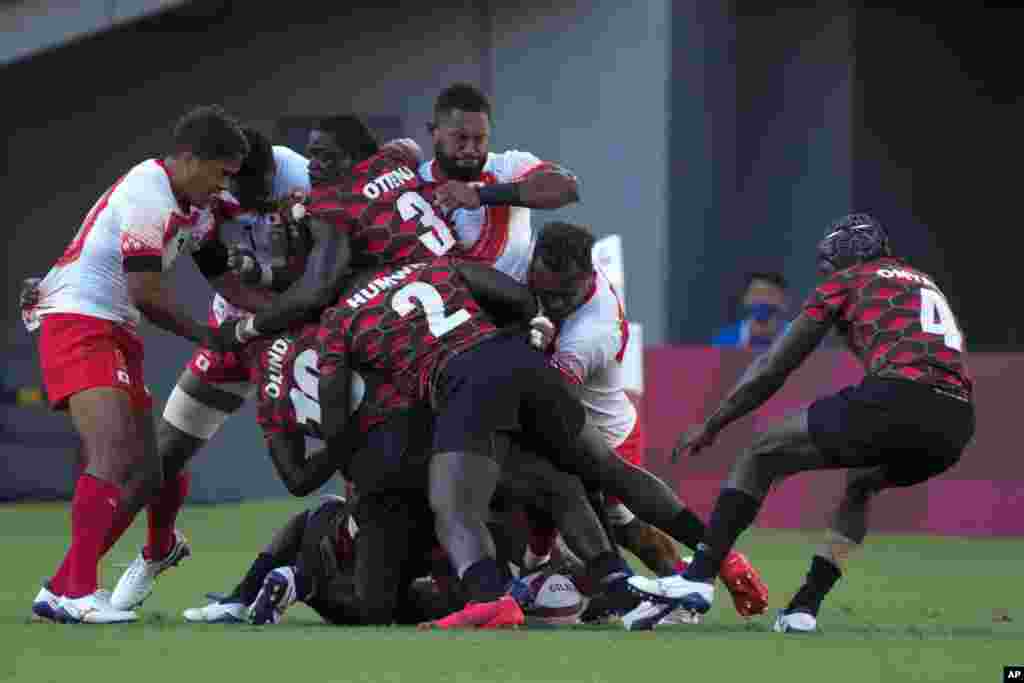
[485, 149, 550, 182]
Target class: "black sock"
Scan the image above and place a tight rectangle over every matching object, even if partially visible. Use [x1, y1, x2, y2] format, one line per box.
[228, 552, 278, 605]
[460, 558, 507, 602]
[666, 508, 708, 551]
[786, 555, 841, 617]
[684, 488, 761, 581]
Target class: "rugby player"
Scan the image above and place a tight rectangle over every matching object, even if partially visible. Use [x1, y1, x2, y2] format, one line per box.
[25, 105, 250, 623]
[626, 213, 975, 632]
[421, 82, 580, 282]
[524, 221, 769, 624]
[106, 127, 312, 612]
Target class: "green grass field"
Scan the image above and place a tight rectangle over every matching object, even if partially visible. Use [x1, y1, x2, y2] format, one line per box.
[2, 499, 1021, 683]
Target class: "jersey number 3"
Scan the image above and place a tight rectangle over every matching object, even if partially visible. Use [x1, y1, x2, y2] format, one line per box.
[919, 288, 963, 351]
[397, 192, 456, 256]
[392, 281, 471, 339]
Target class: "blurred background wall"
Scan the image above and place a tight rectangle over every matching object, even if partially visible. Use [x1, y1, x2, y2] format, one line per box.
[1, 1, 1018, 507]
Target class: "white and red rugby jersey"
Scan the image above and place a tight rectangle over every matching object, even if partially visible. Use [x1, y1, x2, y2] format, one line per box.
[418, 150, 551, 283]
[548, 268, 637, 447]
[32, 159, 216, 329]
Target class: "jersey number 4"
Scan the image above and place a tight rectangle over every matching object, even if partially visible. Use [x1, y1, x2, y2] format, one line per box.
[919, 288, 963, 351]
[397, 192, 456, 256]
[392, 281, 471, 338]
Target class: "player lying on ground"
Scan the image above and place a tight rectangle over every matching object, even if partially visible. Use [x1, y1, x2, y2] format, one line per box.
[24, 105, 254, 624]
[626, 213, 975, 632]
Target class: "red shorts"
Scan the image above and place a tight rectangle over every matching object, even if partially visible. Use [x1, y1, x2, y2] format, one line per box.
[38, 313, 152, 410]
[186, 308, 252, 386]
[187, 346, 252, 386]
[606, 419, 645, 508]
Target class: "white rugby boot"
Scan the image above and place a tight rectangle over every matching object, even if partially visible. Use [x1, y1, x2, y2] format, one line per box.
[183, 599, 247, 624]
[772, 609, 818, 633]
[627, 573, 715, 614]
[110, 529, 191, 610]
[31, 584, 61, 622]
[56, 590, 138, 624]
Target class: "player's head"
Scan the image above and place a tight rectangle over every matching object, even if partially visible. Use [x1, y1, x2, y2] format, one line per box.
[231, 127, 276, 210]
[530, 221, 597, 321]
[817, 212, 891, 275]
[171, 105, 249, 206]
[307, 115, 379, 186]
[429, 83, 491, 182]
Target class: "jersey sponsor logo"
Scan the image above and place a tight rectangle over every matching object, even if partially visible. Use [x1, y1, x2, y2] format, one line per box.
[345, 263, 426, 309]
[263, 337, 292, 399]
[876, 267, 937, 289]
[361, 165, 416, 200]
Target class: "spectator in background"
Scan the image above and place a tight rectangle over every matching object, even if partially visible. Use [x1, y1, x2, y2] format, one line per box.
[712, 272, 790, 352]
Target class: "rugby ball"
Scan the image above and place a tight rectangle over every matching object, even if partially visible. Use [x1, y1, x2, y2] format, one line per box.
[523, 572, 586, 626]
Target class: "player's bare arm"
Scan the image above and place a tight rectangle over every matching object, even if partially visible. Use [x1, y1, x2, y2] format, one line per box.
[125, 270, 227, 350]
[317, 350, 359, 473]
[434, 164, 580, 213]
[247, 216, 352, 338]
[266, 431, 338, 497]
[454, 261, 539, 325]
[674, 313, 831, 460]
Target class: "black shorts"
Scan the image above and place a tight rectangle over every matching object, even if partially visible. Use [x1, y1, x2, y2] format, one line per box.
[808, 377, 975, 487]
[433, 334, 585, 458]
[346, 406, 435, 494]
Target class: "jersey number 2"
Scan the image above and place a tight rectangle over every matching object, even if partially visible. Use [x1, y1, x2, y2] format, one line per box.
[919, 288, 963, 351]
[397, 192, 456, 256]
[392, 281, 471, 338]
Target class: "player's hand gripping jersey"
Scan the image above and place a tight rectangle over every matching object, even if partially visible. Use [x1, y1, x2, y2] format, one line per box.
[317, 257, 503, 407]
[309, 147, 458, 268]
[802, 257, 972, 400]
[419, 150, 551, 283]
[206, 146, 311, 324]
[30, 160, 216, 328]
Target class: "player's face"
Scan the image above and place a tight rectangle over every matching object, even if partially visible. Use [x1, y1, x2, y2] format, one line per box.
[432, 110, 489, 181]
[529, 258, 593, 322]
[307, 130, 351, 186]
[181, 155, 243, 207]
[742, 279, 787, 320]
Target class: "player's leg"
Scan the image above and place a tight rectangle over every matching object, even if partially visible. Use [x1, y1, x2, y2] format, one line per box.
[627, 410, 829, 616]
[46, 388, 150, 623]
[110, 363, 250, 610]
[498, 441, 633, 594]
[186, 506, 311, 623]
[779, 389, 974, 632]
[36, 317, 152, 623]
